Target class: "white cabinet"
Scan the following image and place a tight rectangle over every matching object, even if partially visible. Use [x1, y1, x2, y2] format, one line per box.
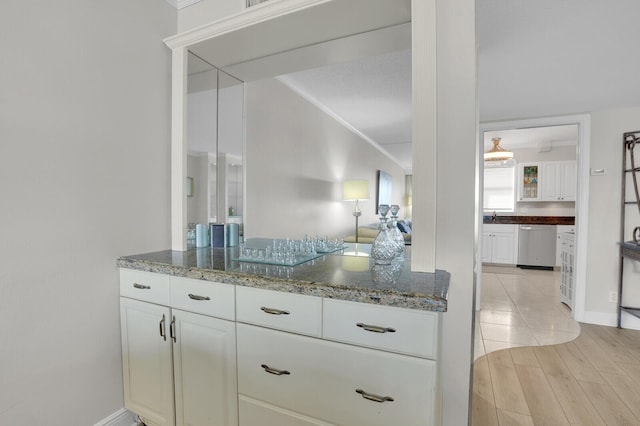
[239, 395, 334, 426]
[555, 225, 575, 266]
[237, 323, 437, 426]
[518, 161, 576, 202]
[559, 233, 575, 309]
[120, 269, 443, 426]
[541, 161, 576, 202]
[236, 288, 441, 426]
[235, 286, 322, 337]
[173, 310, 237, 426]
[517, 163, 542, 201]
[119, 270, 238, 426]
[120, 298, 175, 426]
[482, 224, 518, 264]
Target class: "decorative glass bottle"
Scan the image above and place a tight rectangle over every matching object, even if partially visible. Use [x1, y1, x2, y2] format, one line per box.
[371, 204, 402, 264]
[388, 204, 405, 258]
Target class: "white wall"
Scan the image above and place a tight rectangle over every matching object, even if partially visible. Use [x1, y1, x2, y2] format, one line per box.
[0, 1, 175, 424]
[245, 78, 406, 240]
[513, 145, 576, 163]
[586, 107, 640, 328]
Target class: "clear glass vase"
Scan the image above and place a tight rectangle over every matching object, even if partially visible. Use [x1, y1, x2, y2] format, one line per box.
[371, 204, 402, 265]
[388, 204, 405, 258]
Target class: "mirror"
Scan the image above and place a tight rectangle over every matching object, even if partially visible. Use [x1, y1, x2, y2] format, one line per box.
[186, 53, 244, 247]
[184, 23, 411, 245]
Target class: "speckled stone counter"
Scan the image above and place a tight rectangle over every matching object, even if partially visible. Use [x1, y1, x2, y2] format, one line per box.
[482, 215, 575, 225]
[117, 244, 449, 312]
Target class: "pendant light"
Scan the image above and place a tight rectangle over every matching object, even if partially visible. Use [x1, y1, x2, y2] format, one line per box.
[484, 137, 513, 161]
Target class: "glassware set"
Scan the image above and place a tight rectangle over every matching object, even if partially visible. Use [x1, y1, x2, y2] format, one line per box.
[236, 236, 344, 266]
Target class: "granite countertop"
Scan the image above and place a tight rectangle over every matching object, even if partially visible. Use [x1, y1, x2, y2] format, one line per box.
[482, 215, 575, 225]
[117, 242, 449, 312]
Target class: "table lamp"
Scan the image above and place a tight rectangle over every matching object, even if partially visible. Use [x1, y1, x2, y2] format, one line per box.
[343, 179, 369, 243]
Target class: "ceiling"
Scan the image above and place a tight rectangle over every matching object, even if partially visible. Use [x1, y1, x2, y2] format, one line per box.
[280, 49, 412, 171]
[184, 1, 640, 173]
[257, 0, 640, 173]
[483, 125, 578, 151]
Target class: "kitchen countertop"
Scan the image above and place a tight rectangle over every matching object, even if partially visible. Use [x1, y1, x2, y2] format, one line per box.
[483, 215, 575, 225]
[117, 242, 449, 312]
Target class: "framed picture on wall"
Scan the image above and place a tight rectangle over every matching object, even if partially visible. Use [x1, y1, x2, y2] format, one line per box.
[376, 170, 392, 213]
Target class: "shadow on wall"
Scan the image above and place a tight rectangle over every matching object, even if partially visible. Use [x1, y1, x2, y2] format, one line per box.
[294, 177, 336, 201]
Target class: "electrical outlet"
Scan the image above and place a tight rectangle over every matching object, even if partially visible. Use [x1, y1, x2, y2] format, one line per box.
[609, 291, 618, 303]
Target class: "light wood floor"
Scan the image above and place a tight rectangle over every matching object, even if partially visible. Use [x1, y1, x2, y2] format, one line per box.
[472, 322, 640, 425]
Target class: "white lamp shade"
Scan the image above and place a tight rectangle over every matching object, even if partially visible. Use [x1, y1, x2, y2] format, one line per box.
[343, 180, 369, 201]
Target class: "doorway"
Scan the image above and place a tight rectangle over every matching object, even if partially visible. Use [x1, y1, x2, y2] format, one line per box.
[477, 115, 591, 356]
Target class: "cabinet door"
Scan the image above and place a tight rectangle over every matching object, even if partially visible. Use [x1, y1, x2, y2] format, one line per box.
[173, 309, 238, 426]
[481, 231, 493, 263]
[560, 161, 577, 201]
[518, 163, 542, 201]
[492, 231, 516, 264]
[120, 298, 175, 426]
[237, 323, 437, 426]
[541, 162, 561, 201]
[239, 395, 335, 426]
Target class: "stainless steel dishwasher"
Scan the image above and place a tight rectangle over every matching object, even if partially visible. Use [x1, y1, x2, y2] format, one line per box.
[517, 225, 557, 269]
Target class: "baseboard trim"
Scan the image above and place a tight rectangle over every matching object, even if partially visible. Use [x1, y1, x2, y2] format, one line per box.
[581, 311, 617, 327]
[94, 408, 137, 426]
[581, 310, 640, 330]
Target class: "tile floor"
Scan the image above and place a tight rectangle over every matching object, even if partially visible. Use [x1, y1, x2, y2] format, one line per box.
[475, 265, 580, 360]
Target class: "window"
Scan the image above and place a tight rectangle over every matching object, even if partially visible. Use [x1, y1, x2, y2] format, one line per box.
[483, 163, 515, 212]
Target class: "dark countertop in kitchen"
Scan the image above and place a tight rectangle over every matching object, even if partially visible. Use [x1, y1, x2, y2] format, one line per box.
[483, 215, 575, 225]
[117, 242, 449, 312]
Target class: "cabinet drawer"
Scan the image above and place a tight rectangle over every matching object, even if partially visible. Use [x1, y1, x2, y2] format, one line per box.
[557, 225, 575, 234]
[120, 269, 170, 306]
[236, 286, 322, 337]
[170, 277, 235, 320]
[237, 324, 437, 426]
[323, 299, 440, 359]
[239, 395, 334, 426]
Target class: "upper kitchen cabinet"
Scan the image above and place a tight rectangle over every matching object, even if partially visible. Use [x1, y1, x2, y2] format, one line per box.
[517, 163, 541, 201]
[541, 161, 576, 202]
[517, 161, 576, 203]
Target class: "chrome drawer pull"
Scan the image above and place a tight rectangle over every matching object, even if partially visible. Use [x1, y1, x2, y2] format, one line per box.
[355, 389, 394, 403]
[188, 293, 210, 301]
[261, 364, 290, 376]
[133, 283, 151, 289]
[170, 315, 176, 343]
[159, 314, 166, 341]
[356, 323, 396, 333]
[260, 306, 290, 315]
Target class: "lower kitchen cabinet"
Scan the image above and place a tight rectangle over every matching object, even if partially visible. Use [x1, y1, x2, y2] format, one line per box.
[237, 323, 437, 426]
[173, 310, 237, 426]
[120, 269, 442, 426]
[120, 298, 174, 426]
[238, 395, 334, 426]
[120, 270, 238, 426]
[482, 224, 518, 264]
[559, 233, 575, 309]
